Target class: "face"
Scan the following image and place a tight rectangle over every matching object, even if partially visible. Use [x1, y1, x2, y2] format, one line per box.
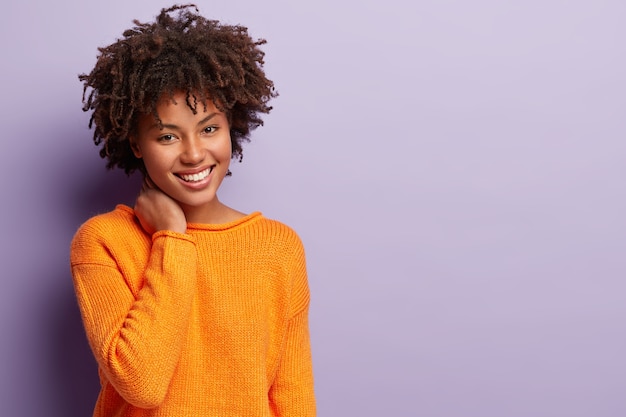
[131, 92, 232, 219]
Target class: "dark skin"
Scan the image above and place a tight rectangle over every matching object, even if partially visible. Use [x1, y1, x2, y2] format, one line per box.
[134, 176, 187, 235]
[131, 92, 245, 232]
[82, 5, 276, 233]
[80, 4, 276, 176]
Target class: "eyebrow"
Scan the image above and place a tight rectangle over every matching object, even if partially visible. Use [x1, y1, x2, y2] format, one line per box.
[153, 112, 220, 130]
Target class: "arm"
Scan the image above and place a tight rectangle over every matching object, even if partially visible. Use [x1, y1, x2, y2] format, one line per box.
[269, 306, 316, 417]
[269, 235, 316, 416]
[72, 182, 193, 408]
[71, 227, 197, 408]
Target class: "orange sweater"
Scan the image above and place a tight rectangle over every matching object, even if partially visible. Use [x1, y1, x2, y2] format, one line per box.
[70, 205, 315, 417]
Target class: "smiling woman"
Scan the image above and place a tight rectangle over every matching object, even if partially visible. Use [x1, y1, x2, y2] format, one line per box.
[69, 4, 316, 416]
[3, 0, 624, 415]
[79, 5, 276, 177]
[131, 92, 236, 225]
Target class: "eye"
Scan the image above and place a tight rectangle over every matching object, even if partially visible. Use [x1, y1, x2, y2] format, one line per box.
[203, 125, 219, 135]
[157, 134, 177, 143]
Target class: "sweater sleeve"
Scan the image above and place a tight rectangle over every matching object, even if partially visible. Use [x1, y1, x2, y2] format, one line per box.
[70, 223, 197, 409]
[269, 307, 316, 416]
[269, 235, 316, 416]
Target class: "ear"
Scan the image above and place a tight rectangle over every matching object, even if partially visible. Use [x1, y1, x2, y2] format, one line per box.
[129, 137, 142, 158]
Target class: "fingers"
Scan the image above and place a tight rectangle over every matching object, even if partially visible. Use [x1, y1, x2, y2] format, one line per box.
[134, 177, 187, 234]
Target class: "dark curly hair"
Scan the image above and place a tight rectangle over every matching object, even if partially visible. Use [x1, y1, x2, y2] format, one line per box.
[80, 3, 277, 175]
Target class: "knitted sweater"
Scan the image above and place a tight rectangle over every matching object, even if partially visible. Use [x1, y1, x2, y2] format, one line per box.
[70, 205, 316, 417]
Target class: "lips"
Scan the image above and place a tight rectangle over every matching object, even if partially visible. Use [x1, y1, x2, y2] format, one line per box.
[176, 166, 213, 182]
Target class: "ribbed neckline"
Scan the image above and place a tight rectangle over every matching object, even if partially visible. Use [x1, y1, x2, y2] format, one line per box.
[187, 211, 263, 231]
[116, 204, 263, 232]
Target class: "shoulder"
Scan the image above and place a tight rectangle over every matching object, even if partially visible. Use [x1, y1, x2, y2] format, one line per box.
[72, 205, 139, 240]
[248, 216, 308, 272]
[257, 217, 310, 311]
[70, 205, 147, 263]
[253, 215, 305, 249]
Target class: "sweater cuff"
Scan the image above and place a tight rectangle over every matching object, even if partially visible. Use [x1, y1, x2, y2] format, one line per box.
[152, 229, 195, 243]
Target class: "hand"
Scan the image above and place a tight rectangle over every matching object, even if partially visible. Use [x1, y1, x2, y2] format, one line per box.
[134, 177, 187, 235]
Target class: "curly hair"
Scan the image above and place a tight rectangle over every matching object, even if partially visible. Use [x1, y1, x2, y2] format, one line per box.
[79, 3, 277, 175]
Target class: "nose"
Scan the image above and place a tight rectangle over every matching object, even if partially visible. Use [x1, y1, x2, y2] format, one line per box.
[180, 137, 204, 165]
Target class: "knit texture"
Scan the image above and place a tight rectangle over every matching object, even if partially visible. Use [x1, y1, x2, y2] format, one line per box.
[70, 205, 316, 417]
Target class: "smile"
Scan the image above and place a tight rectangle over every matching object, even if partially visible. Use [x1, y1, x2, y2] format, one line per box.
[177, 167, 213, 183]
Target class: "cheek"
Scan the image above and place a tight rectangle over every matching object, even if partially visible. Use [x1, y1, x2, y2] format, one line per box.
[217, 136, 233, 161]
[140, 149, 171, 175]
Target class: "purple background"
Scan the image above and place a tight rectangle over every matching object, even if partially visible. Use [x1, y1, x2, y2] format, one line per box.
[1, 1, 625, 416]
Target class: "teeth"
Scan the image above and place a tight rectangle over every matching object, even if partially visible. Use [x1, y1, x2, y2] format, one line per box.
[179, 168, 211, 182]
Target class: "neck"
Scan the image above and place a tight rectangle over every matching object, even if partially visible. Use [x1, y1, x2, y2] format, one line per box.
[180, 197, 224, 224]
[180, 198, 244, 225]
